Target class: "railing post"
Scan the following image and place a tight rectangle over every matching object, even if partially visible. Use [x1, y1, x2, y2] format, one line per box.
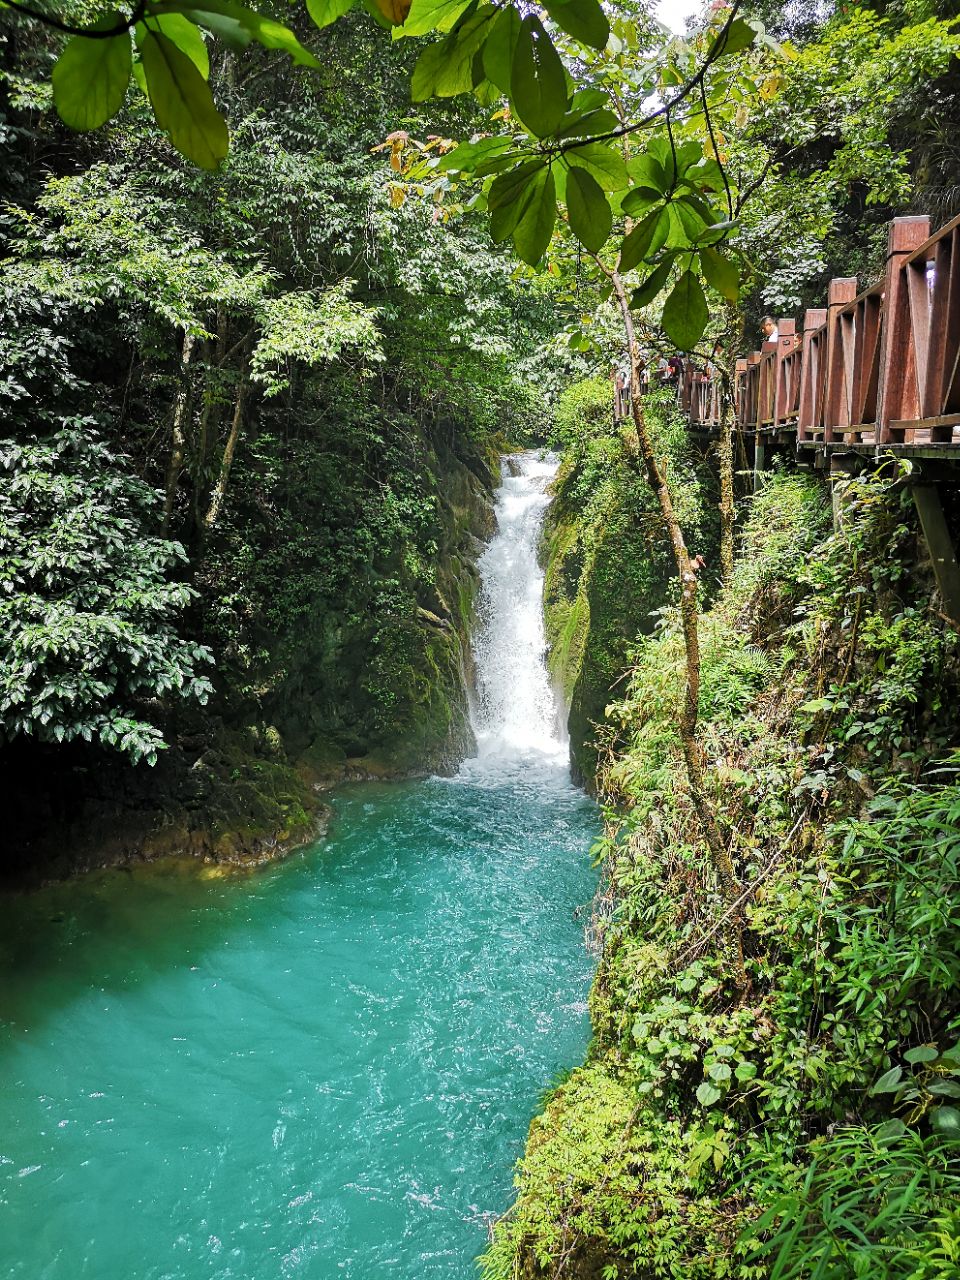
[774, 318, 797, 427]
[878, 215, 930, 442]
[746, 351, 762, 430]
[797, 308, 827, 442]
[824, 278, 858, 443]
[734, 357, 747, 426]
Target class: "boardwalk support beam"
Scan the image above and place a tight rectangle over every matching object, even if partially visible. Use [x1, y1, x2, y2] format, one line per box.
[753, 438, 768, 489]
[911, 484, 960, 624]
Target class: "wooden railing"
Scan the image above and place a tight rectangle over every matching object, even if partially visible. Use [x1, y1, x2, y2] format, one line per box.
[681, 210, 960, 451]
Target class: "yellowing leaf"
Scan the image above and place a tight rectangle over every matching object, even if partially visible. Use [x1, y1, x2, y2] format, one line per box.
[373, 0, 411, 24]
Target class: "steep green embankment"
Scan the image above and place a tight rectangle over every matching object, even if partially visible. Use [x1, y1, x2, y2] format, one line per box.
[488, 443, 960, 1277]
[2, 416, 497, 880]
[543, 383, 717, 781]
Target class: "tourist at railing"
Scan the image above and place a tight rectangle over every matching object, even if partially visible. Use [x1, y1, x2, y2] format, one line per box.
[761, 315, 779, 343]
[613, 367, 630, 421]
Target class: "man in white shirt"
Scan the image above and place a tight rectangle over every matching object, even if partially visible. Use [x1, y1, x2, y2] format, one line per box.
[762, 316, 779, 343]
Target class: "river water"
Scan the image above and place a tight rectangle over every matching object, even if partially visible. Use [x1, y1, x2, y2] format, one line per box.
[0, 453, 597, 1279]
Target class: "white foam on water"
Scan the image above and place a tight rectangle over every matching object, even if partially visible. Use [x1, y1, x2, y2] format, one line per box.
[460, 451, 566, 779]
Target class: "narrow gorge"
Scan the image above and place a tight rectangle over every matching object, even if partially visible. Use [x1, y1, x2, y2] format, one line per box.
[0, 453, 598, 1279]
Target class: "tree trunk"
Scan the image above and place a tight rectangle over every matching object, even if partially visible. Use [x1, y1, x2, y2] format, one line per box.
[717, 308, 741, 589]
[162, 331, 196, 536]
[193, 310, 229, 528]
[203, 364, 250, 532]
[610, 271, 747, 987]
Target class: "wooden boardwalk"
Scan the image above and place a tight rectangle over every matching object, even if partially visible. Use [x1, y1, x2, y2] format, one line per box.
[681, 211, 960, 464]
[677, 209, 960, 619]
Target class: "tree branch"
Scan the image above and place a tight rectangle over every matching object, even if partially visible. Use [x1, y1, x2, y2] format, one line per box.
[3, 0, 144, 38]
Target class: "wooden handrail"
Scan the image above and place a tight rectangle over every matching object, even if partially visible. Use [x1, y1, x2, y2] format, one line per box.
[681, 210, 960, 452]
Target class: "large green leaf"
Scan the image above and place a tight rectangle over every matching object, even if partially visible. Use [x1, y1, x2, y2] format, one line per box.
[158, 0, 320, 66]
[700, 246, 739, 302]
[554, 106, 618, 139]
[412, 7, 496, 99]
[52, 19, 132, 131]
[488, 157, 546, 209]
[566, 165, 610, 254]
[672, 197, 709, 244]
[709, 17, 757, 57]
[627, 150, 669, 194]
[139, 28, 228, 169]
[542, 0, 608, 51]
[630, 258, 673, 308]
[661, 271, 708, 350]
[138, 14, 209, 76]
[569, 86, 607, 111]
[397, 0, 471, 36]
[619, 206, 668, 272]
[621, 185, 665, 217]
[510, 16, 567, 138]
[436, 136, 512, 173]
[174, 7, 251, 50]
[481, 5, 520, 92]
[488, 157, 548, 242]
[931, 1105, 960, 1137]
[307, 0, 356, 30]
[512, 166, 556, 265]
[565, 140, 628, 191]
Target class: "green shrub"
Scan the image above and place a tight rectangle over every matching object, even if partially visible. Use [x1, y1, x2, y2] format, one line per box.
[0, 427, 212, 764]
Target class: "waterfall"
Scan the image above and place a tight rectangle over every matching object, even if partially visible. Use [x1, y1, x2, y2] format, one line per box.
[464, 451, 565, 771]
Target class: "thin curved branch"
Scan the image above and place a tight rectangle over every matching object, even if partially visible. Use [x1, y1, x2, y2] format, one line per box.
[2, 0, 143, 37]
[554, 0, 745, 157]
[699, 79, 734, 221]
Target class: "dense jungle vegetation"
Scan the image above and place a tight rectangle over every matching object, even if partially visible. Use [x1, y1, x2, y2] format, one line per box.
[3, 0, 960, 1273]
[0, 0, 563, 873]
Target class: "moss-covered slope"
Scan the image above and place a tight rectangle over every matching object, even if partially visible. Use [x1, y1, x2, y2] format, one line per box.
[543, 381, 715, 781]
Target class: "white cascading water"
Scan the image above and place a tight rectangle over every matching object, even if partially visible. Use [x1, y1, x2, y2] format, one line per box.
[465, 451, 566, 770]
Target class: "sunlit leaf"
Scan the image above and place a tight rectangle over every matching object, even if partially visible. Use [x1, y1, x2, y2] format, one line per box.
[412, 7, 496, 99]
[52, 18, 132, 131]
[159, 0, 321, 66]
[139, 27, 228, 169]
[138, 13, 209, 77]
[306, 0, 356, 31]
[481, 4, 521, 92]
[396, 0, 470, 36]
